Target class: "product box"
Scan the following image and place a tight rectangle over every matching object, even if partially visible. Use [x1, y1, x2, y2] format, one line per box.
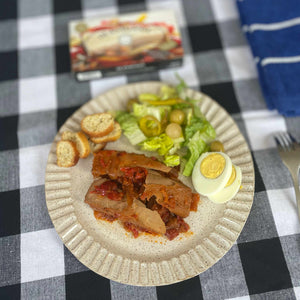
[68, 10, 183, 81]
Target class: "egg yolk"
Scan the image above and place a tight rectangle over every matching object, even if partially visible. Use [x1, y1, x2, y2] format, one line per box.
[200, 153, 225, 179]
[225, 166, 236, 187]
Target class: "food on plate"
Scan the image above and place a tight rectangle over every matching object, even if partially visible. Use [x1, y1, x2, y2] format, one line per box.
[192, 152, 232, 196]
[56, 113, 121, 167]
[90, 122, 122, 143]
[169, 109, 185, 125]
[56, 140, 79, 167]
[92, 150, 174, 179]
[210, 140, 225, 153]
[85, 150, 200, 240]
[139, 115, 161, 137]
[81, 113, 114, 137]
[208, 165, 242, 203]
[62, 131, 91, 158]
[140, 170, 196, 218]
[165, 122, 182, 139]
[89, 141, 107, 153]
[56, 78, 241, 210]
[85, 179, 166, 235]
[192, 152, 242, 203]
[114, 78, 216, 176]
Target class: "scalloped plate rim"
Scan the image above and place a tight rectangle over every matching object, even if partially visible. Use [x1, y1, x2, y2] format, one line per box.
[45, 81, 254, 286]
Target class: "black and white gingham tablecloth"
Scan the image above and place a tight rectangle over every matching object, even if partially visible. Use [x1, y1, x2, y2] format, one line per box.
[1, 0, 300, 299]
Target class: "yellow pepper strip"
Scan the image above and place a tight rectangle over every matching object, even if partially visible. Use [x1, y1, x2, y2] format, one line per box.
[143, 98, 184, 106]
[139, 115, 161, 137]
[137, 13, 147, 22]
[139, 93, 160, 102]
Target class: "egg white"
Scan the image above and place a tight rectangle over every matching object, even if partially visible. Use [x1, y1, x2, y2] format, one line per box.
[192, 152, 232, 196]
[208, 165, 242, 204]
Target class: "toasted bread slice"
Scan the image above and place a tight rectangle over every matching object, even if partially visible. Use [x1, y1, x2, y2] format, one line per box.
[56, 140, 79, 167]
[89, 141, 106, 153]
[61, 131, 91, 158]
[75, 131, 91, 158]
[90, 122, 121, 144]
[61, 131, 76, 142]
[81, 113, 114, 138]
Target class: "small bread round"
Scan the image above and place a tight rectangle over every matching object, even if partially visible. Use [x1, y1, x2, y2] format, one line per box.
[75, 131, 91, 158]
[56, 140, 79, 168]
[90, 122, 122, 144]
[81, 113, 114, 138]
[89, 141, 106, 153]
[61, 131, 91, 158]
[61, 131, 76, 142]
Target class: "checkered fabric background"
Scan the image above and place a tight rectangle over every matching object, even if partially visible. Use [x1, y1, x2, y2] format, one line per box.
[1, 0, 300, 299]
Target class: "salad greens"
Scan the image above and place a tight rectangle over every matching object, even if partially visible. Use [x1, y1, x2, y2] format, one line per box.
[140, 134, 173, 156]
[163, 154, 180, 167]
[115, 112, 146, 145]
[133, 103, 170, 122]
[184, 117, 216, 145]
[183, 132, 209, 176]
[114, 76, 216, 176]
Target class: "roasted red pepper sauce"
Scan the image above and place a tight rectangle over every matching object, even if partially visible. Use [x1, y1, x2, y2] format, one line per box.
[91, 180, 123, 201]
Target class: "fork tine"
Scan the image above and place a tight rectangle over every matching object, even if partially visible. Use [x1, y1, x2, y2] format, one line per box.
[281, 132, 292, 149]
[274, 134, 285, 151]
[274, 135, 282, 147]
[278, 132, 289, 150]
[284, 132, 292, 145]
[288, 132, 297, 144]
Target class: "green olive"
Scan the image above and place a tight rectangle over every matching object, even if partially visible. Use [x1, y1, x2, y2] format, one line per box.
[169, 109, 185, 125]
[165, 123, 182, 139]
[210, 141, 225, 152]
[126, 99, 138, 112]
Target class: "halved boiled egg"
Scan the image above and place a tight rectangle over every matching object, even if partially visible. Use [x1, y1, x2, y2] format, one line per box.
[192, 152, 232, 196]
[208, 165, 242, 203]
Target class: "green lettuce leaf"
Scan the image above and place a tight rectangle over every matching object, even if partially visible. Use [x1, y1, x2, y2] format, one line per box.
[139, 134, 173, 156]
[168, 136, 185, 155]
[163, 154, 180, 167]
[184, 116, 216, 145]
[183, 132, 209, 176]
[186, 97, 204, 119]
[132, 103, 170, 121]
[115, 111, 146, 145]
[175, 73, 187, 95]
[159, 85, 178, 100]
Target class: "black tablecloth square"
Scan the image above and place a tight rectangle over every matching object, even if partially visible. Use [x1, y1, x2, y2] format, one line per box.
[56, 105, 81, 131]
[0, 115, 18, 151]
[0, 190, 20, 238]
[53, 0, 82, 14]
[0, 0, 17, 21]
[239, 238, 293, 295]
[65, 270, 111, 300]
[0, 283, 20, 300]
[201, 81, 241, 114]
[157, 275, 203, 300]
[188, 24, 222, 53]
[55, 44, 71, 75]
[0, 51, 18, 82]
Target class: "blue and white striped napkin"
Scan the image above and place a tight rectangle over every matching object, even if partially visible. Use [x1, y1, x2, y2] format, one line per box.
[237, 0, 300, 116]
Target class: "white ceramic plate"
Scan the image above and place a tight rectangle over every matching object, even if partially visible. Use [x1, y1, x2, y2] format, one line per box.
[45, 82, 254, 286]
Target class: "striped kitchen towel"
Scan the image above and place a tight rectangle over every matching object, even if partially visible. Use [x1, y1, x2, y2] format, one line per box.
[237, 0, 300, 116]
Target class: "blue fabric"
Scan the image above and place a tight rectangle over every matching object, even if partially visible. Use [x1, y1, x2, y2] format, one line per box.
[237, 0, 300, 116]
[237, 0, 300, 24]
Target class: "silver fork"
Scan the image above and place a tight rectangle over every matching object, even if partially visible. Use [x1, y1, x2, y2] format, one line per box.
[274, 132, 300, 220]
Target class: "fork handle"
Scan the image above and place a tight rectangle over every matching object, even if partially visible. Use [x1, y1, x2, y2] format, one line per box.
[290, 168, 300, 220]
